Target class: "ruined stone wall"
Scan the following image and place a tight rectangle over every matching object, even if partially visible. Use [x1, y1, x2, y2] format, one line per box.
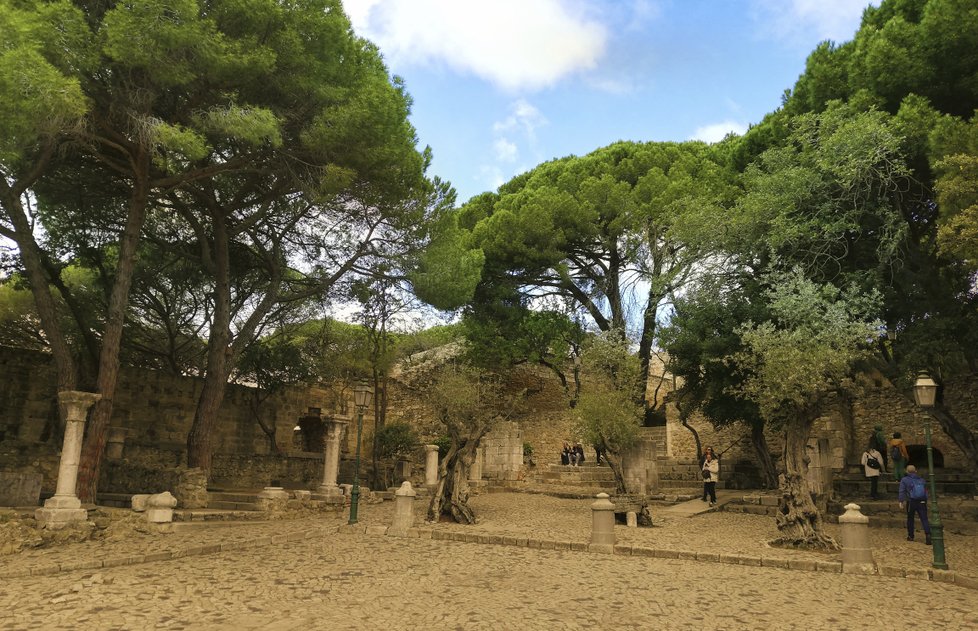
[0, 346, 336, 492]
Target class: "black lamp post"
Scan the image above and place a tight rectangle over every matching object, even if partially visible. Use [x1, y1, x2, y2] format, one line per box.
[913, 372, 948, 570]
[347, 380, 372, 525]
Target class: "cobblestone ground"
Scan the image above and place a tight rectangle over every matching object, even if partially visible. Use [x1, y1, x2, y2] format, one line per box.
[2, 493, 976, 630]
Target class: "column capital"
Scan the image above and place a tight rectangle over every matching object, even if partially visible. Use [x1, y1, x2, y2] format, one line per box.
[58, 390, 101, 422]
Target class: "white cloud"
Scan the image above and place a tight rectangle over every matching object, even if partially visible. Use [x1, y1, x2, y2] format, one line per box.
[750, 0, 875, 44]
[492, 99, 548, 138]
[494, 138, 519, 163]
[690, 121, 748, 144]
[343, 0, 607, 91]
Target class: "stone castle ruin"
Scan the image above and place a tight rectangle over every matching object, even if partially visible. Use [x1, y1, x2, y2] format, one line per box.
[1, 344, 975, 510]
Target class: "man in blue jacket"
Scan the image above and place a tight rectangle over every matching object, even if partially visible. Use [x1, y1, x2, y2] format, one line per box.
[898, 465, 931, 545]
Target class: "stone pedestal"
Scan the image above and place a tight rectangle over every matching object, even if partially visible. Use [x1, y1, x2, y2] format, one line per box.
[626, 511, 637, 528]
[424, 444, 439, 487]
[35, 391, 101, 529]
[589, 493, 616, 552]
[318, 417, 349, 496]
[840, 502, 875, 573]
[388, 481, 417, 536]
[146, 491, 178, 523]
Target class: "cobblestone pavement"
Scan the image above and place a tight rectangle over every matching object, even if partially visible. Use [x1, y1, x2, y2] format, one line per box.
[2, 493, 977, 630]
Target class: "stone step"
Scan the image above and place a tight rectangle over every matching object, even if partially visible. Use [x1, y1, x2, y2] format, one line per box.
[208, 500, 260, 511]
[833, 479, 975, 496]
[207, 491, 260, 503]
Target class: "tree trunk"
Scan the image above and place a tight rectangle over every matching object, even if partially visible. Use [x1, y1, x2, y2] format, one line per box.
[0, 183, 77, 395]
[427, 432, 483, 524]
[250, 395, 280, 455]
[77, 167, 151, 502]
[186, 209, 233, 475]
[749, 422, 779, 489]
[771, 417, 839, 550]
[603, 449, 627, 494]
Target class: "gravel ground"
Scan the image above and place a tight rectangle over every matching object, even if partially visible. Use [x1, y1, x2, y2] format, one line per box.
[3, 492, 975, 581]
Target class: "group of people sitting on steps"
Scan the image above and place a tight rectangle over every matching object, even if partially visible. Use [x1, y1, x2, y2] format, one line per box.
[560, 441, 585, 466]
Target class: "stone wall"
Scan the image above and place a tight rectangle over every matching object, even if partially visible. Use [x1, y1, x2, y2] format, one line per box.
[0, 346, 342, 493]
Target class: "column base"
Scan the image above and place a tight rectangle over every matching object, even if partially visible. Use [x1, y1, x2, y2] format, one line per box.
[35, 506, 88, 528]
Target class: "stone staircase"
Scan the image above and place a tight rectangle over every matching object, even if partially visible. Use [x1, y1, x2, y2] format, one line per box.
[832, 469, 976, 499]
[206, 490, 261, 512]
[523, 463, 618, 496]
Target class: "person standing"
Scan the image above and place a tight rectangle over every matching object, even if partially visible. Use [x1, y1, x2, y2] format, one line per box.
[889, 432, 910, 481]
[701, 446, 719, 506]
[860, 444, 886, 500]
[898, 465, 931, 544]
[871, 425, 889, 470]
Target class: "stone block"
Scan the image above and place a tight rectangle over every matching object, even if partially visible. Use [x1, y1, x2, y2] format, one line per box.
[527, 538, 542, 549]
[654, 549, 679, 559]
[787, 559, 817, 572]
[293, 490, 311, 501]
[613, 544, 633, 556]
[632, 547, 655, 558]
[877, 565, 905, 578]
[570, 542, 588, 551]
[696, 552, 720, 562]
[0, 472, 42, 507]
[366, 525, 388, 536]
[588, 543, 614, 554]
[676, 550, 697, 561]
[760, 557, 789, 569]
[719, 554, 741, 564]
[553, 540, 571, 551]
[929, 569, 955, 584]
[816, 561, 842, 573]
[842, 563, 877, 575]
[955, 574, 978, 590]
[905, 568, 929, 580]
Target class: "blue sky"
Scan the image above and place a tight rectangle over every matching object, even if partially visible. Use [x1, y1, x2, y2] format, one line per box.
[344, 0, 876, 205]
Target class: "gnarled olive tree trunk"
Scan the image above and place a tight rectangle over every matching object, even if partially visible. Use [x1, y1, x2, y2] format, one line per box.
[749, 422, 779, 490]
[771, 415, 839, 550]
[427, 430, 485, 524]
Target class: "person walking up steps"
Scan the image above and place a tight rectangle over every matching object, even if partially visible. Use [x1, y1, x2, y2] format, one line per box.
[701, 446, 719, 506]
[889, 432, 910, 481]
[898, 465, 931, 545]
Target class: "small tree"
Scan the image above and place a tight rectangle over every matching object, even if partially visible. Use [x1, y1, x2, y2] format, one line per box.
[425, 364, 519, 524]
[732, 271, 882, 550]
[573, 331, 644, 493]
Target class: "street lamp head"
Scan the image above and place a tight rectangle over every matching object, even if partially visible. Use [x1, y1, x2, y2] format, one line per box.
[913, 372, 938, 408]
[353, 380, 372, 411]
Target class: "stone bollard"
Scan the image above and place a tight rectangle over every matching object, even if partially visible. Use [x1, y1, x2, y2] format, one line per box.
[388, 481, 417, 536]
[840, 503, 875, 574]
[626, 511, 637, 528]
[145, 492, 178, 523]
[424, 444, 439, 487]
[589, 493, 616, 553]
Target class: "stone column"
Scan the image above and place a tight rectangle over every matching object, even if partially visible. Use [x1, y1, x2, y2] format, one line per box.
[589, 492, 616, 553]
[35, 391, 101, 528]
[424, 444, 439, 487]
[840, 502, 875, 573]
[388, 481, 417, 536]
[318, 417, 349, 496]
[468, 446, 483, 482]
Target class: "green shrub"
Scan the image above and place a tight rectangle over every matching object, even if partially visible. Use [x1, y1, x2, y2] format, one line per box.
[375, 423, 419, 460]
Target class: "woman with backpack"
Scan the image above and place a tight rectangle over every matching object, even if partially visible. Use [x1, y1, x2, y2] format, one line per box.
[860, 443, 886, 500]
[889, 432, 910, 481]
